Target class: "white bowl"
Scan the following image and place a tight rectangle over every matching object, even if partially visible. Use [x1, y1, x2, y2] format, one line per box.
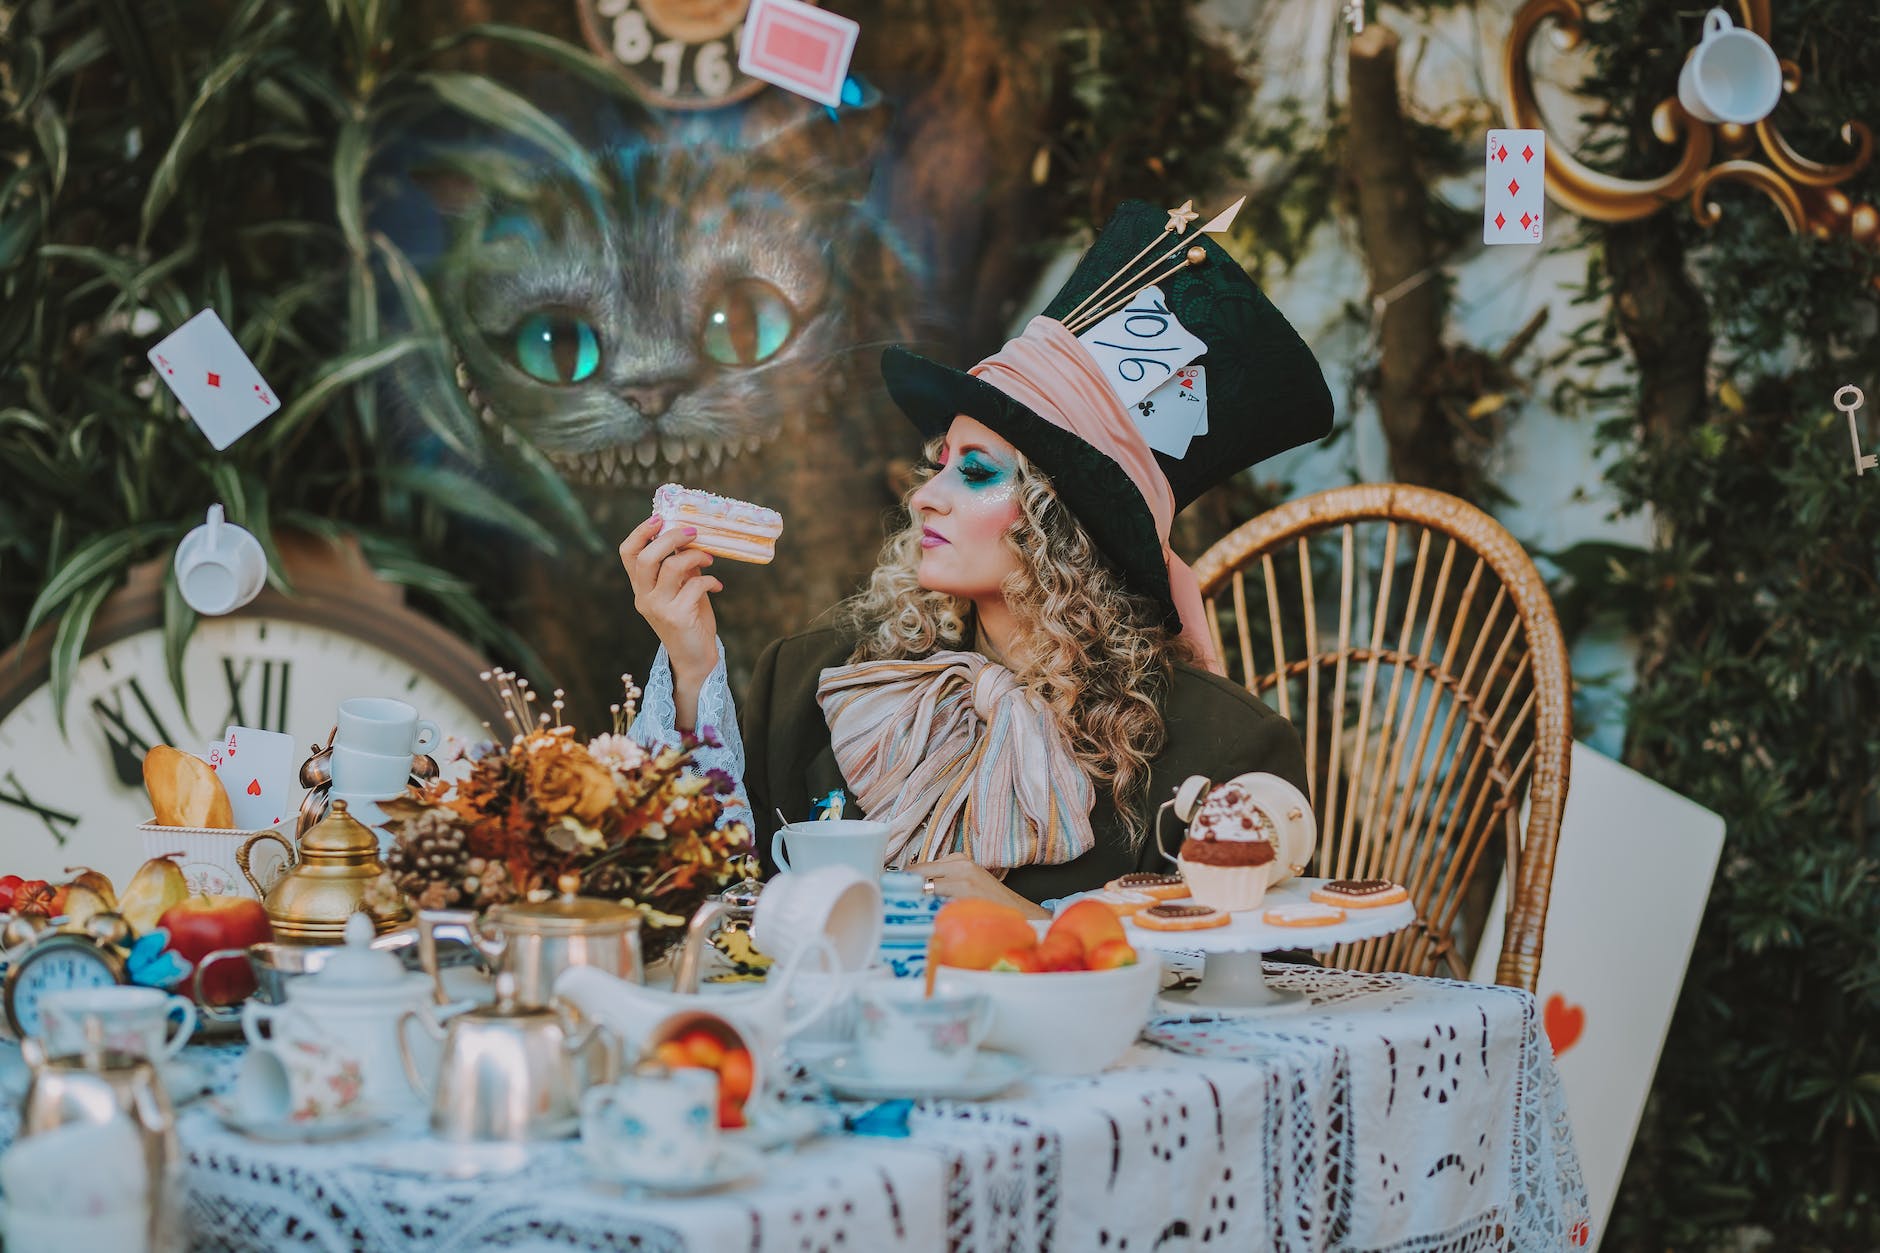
[937, 952, 1161, 1075]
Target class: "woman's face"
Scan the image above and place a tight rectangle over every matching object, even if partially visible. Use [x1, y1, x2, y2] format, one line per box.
[908, 416, 1025, 603]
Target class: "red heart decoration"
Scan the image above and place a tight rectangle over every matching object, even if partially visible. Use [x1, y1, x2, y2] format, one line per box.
[1544, 993, 1585, 1056]
[1180, 378, 1194, 388]
[246, 778, 263, 796]
[1570, 1220, 1591, 1246]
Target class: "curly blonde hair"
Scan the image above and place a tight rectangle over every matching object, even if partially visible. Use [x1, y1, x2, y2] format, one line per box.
[838, 440, 1197, 844]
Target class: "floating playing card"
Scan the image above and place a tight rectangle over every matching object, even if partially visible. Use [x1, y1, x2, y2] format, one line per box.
[738, 0, 860, 108]
[147, 310, 281, 450]
[1134, 365, 1209, 458]
[1483, 129, 1545, 246]
[212, 724, 297, 830]
[1076, 287, 1207, 411]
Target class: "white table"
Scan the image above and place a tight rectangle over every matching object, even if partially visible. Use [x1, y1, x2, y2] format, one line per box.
[0, 961, 1592, 1252]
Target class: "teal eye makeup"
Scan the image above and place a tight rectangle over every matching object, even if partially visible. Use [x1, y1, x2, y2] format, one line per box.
[512, 311, 601, 384]
[956, 451, 1009, 488]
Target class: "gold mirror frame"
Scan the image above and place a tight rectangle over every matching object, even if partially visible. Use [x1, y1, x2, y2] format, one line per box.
[1503, 0, 1875, 246]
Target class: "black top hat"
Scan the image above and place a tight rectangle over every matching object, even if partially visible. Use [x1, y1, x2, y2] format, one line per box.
[880, 199, 1334, 627]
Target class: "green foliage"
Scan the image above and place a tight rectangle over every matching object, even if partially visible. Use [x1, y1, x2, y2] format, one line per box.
[1554, 1, 1880, 1246]
[0, 1, 637, 710]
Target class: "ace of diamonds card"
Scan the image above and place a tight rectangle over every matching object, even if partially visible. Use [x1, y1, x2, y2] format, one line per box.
[1483, 129, 1545, 246]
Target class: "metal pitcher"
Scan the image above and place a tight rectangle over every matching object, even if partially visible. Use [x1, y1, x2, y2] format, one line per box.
[17, 1018, 181, 1251]
[397, 972, 614, 1141]
[415, 874, 642, 1009]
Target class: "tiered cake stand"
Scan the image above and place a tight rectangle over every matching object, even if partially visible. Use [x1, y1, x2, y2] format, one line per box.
[1122, 876, 1415, 1013]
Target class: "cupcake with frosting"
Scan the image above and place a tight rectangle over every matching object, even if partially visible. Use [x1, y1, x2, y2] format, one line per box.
[1177, 778, 1281, 912]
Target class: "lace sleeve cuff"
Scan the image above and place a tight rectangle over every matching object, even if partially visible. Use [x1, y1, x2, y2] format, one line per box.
[629, 640, 750, 825]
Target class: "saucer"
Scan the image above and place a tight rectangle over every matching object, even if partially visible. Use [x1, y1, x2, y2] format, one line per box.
[735, 1101, 832, 1151]
[365, 1142, 531, 1181]
[585, 1141, 765, 1195]
[808, 1049, 1027, 1101]
[159, 1054, 217, 1106]
[211, 1100, 394, 1143]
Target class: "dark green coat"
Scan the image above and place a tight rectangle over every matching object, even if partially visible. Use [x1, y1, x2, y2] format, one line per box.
[741, 625, 1312, 904]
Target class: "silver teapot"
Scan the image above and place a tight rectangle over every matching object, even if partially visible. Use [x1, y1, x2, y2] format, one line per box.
[17, 1019, 181, 1251]
[416, 874, 643, 1009]
[397, 972, 615, 1141]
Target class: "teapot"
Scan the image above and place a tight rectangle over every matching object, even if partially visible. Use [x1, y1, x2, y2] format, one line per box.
[397, 971, 614, 1141]
[416, 874, 642, 1009]
[17, 1018, 181, 1252]
[556, 932, 841, 1103]
[242, 913, 435, 1118]
[239, 800, 410, 942]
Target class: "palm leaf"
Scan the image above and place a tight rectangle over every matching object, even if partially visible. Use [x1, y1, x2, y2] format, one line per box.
[412, 24, 652, 111]
[22, 521, 174, 640]
[404, 72, 600, 185]
[49, 576, 114, 734]
[379, 465, 560, 552]
[253, 335, 426, 452]
[160, 556, 199, 719]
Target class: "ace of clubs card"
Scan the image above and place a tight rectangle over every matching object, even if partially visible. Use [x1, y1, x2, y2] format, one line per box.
[1133, 365, 1210, 458]
[1483, 129, 1545, 246]
[147, 310, 281, 450]
[209, 725, 297, 829]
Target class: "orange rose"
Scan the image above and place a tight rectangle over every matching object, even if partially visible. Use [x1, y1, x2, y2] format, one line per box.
[527, 743, 619, 826]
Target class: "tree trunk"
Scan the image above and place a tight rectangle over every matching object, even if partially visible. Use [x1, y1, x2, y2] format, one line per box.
[1345, 24, 1468, 498]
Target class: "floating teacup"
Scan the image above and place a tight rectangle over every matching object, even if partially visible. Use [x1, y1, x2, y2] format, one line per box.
[751, 866, 882, 971]
[335, 697, 440, 757]
[1678, 8, 1782, 126]
[174, 504, 267, 616]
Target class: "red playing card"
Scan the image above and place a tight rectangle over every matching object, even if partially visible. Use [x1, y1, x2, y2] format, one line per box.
[738, 0, 859, 108]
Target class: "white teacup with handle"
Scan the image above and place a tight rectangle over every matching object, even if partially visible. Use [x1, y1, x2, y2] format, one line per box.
[38, 987, 197, 1062]
[335, 697, 440, 757]
[173, 503, 267, 616]
[1678, 8, 1782, 125]
[770, 818, 890, 879]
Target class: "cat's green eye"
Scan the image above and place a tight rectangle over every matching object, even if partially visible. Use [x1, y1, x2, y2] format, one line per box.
[701, 279, 795, 368]
[513, 311, 601, 385]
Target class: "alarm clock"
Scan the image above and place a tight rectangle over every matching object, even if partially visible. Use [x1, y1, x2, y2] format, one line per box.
[3, 932, 129, 1038]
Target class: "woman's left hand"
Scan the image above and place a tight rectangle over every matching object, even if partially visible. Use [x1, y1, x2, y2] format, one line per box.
[905, 853, 1050, 920]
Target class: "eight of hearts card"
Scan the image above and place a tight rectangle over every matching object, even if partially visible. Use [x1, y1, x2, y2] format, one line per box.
[1483, 129, 1546, 246]
[147, 309, 282, 450]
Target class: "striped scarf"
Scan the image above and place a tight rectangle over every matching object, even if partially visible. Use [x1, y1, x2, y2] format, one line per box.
[816, 652, 1097, 869]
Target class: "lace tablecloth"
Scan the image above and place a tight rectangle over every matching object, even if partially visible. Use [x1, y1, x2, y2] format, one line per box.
[0, 964, 1589, 1252]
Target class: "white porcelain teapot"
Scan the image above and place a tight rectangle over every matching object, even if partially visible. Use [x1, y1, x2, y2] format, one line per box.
[242, 912, 436, 1118]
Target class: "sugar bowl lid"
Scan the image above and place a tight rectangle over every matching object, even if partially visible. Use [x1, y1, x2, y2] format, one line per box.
[490, 874, 641, 936]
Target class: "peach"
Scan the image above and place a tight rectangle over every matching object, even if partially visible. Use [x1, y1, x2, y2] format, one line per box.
[1046, 899, 1127, 959]
[929, 899, 1039, 971]
[991, 946, 1044, 973]
[1036, 931, 1087, 972]
[1088, 939, 1139, 970]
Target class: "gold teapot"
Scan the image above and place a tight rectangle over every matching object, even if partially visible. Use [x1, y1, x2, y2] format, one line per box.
[238, 799, 410, 943]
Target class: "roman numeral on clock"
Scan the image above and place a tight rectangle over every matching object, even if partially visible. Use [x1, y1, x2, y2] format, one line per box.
[90, 677, 176, 789]
[0, 769, 80, 846]
[220, 657, 292, 733]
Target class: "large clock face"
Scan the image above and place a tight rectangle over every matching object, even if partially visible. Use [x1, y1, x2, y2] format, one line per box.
[0, 615, 492, 888]
[577, 0, 770, 110]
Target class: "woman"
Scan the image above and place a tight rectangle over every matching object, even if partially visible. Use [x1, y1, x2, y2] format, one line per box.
[625, 200, 1333, 917]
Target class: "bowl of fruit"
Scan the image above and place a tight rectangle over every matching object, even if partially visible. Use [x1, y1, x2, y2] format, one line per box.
[928, 900, 1160, 1075]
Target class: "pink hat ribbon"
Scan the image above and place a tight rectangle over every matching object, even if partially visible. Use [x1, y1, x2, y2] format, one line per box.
[968, 316, 1224, 675]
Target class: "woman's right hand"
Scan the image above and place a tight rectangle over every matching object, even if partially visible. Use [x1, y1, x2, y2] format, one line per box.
[620, 516, 723, 681]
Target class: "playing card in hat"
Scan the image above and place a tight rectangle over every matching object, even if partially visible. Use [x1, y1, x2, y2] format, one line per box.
[1483, 129, 1545, 246]
[1075, 287, 1207, 410]
[147, 309, 281, 450]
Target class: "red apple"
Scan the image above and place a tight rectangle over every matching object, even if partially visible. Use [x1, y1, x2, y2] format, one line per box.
[160, 894, 272, 1005]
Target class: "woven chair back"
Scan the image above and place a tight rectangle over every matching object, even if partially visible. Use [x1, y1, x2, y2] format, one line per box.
[1193, 484, 1572, 990]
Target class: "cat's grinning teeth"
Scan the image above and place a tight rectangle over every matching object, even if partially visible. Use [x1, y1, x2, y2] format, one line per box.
[634, 441, 659, 468]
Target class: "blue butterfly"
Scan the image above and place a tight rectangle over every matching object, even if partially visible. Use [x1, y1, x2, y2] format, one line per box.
[843, 1099, 914, 1138]
[126, 929, 193, 990]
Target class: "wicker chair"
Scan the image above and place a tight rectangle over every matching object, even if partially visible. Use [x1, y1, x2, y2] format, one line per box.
[1193, 484, 1572, 991]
